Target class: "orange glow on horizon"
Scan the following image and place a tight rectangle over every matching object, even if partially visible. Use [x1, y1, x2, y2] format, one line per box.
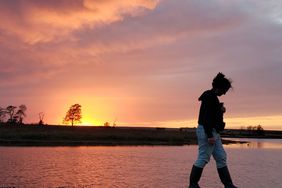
[57, 93, 117, 126]
[80, 116, 103, 126]
[140, 115, 282, 130]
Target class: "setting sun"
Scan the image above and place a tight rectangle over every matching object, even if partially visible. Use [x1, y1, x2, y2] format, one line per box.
[80, 118, 103, 126]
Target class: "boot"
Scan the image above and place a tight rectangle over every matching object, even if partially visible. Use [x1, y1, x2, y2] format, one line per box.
[189, 165, 203, 188]
[217, 166, 238, 188]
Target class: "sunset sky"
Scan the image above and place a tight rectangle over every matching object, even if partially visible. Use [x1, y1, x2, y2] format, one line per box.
[1, 0, 282, 130]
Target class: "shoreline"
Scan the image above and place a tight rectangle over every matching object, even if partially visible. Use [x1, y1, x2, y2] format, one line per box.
[0, 139, 246, 147]
[0, 124, 196, 146]
[0, 124, 280, 147]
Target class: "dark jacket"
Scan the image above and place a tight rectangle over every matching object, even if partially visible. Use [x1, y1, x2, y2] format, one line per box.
[198, 89, 225, 138]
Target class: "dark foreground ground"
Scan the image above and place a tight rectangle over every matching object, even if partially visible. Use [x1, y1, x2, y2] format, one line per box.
[0, 125, 281, 146]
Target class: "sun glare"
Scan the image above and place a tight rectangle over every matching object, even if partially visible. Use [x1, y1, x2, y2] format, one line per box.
[80, 116, 103, 126]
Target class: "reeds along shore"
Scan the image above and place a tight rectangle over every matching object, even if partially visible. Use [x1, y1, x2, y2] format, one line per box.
[0, 124, 281, 146]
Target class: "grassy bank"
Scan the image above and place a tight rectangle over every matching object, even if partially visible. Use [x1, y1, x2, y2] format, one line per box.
[0, 125, 245, 146]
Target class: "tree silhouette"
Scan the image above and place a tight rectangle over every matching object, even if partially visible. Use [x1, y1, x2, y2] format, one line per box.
[0, 107, 6, 123]
[256, 125, 265, 136]
[15, 105, 27, 124]
[6, 105, 17, 123]
[104, 122, 110, 127]
[39, 112, 44, 125]
[63, 104, 82, 126]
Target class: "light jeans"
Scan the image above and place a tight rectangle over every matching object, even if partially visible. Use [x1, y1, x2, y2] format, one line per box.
[194, 125, 227, 169]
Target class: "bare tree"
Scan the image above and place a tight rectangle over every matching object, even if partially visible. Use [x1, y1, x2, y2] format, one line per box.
[0, 107, 6, 123]
[113, 117, 117, 127]
[39, 112, 44, 125]
[6, 105, 17, 123]
[63, 104, 82, 126]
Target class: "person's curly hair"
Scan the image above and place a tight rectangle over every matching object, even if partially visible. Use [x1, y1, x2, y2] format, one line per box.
[212, 72, 232, 91]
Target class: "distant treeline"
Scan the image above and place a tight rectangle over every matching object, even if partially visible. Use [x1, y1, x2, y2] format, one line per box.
[1, 103, 118, 127]
[0, 105, 27, 125]
[220, 125, 282, 138]
[239, 125, 265, 136]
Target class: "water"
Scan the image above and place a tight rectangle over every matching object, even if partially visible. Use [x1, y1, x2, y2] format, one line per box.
[0, 139, 281, 188]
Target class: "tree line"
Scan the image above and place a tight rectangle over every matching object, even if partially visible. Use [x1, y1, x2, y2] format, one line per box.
[0, 103, 115, 127]
[0, 103, 81, 126]
[240, 125, 265, 136]
[0, 103, 80, 126]
[0, 105, 27, 124]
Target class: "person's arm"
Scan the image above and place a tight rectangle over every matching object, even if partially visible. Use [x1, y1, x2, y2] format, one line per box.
[201, 99, 216, 139]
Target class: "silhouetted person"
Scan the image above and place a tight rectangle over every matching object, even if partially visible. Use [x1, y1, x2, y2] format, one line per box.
[189, 73, 237, 188]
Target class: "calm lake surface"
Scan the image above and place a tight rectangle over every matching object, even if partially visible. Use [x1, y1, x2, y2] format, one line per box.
[0, 139, 281, 188]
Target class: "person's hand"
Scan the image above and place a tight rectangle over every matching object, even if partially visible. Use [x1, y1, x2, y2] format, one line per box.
[208, 137, 215, 145]
[220, 102, 226, 113]
[221, 106, 226, 113]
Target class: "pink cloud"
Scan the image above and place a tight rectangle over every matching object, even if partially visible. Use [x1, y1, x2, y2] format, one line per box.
[0, 0, 159, 44]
